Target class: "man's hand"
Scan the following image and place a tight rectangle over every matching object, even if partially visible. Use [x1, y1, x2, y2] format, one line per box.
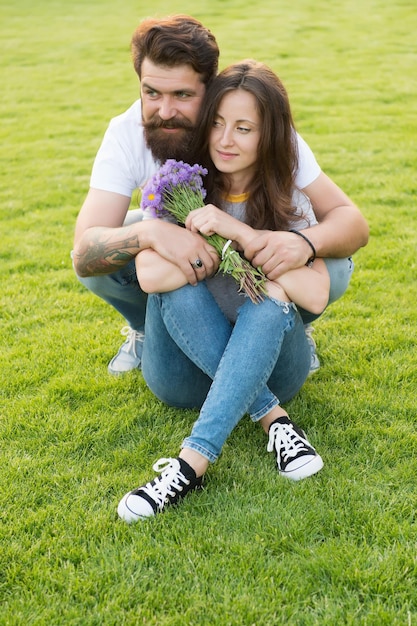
[185, 206, 312, 281]
[244, 230, 312, 280]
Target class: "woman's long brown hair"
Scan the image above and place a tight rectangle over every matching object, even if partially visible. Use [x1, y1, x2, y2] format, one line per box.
[193, 60, 304, 231]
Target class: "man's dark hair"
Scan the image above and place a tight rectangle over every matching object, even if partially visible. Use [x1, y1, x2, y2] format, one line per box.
[131, 15, 219, 86]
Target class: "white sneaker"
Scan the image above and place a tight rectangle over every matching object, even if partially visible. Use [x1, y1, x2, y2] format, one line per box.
[267, 416, 323, 480]
[107, 326, 144, 375]
[305, 324, 320, 374]
[118, 458, 203, 522]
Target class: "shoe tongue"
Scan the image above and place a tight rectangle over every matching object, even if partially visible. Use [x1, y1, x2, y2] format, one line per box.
[178, 457, 197, 480]
[270, 416, 290, 429]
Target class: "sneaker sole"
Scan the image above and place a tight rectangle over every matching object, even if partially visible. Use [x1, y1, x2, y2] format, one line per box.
[107, 362, 141, 376]
[279, 453, 324, 481]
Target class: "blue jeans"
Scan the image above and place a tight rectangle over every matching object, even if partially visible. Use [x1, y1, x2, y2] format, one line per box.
[75, 256, 354, 329]
[76, 260, 147, 331]
[75, 257, 353, 462]
[141, 284, 310, 462]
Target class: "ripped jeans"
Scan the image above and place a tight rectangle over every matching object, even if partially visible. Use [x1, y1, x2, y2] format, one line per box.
[141, 283, 310, 462]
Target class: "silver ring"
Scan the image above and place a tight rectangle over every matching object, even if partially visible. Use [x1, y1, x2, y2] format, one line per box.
[191, 258, 204, 269]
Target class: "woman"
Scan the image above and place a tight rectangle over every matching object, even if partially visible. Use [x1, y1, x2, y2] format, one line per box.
[118, 60, 331, 522]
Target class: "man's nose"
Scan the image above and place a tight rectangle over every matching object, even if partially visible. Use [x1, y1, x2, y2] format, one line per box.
[158, 97, 177, 120]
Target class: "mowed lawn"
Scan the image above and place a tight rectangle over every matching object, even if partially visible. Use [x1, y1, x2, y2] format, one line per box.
[1, 0, 416, 624]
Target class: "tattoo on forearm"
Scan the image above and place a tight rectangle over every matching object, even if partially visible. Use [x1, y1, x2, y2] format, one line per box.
[76, 232, 141, 275]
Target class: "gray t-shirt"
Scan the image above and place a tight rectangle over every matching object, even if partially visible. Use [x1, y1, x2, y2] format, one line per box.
[206, 189, 318, 323]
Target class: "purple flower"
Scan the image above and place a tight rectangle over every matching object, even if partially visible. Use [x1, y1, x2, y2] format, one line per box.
[141, 160, 208, 218]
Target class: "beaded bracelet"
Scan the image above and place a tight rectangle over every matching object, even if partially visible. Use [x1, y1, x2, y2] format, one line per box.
[289, 229, 316, 266]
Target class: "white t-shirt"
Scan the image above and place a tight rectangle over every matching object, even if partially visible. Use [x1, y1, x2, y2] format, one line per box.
[90, 100, 159, 197]
[90, 99, 321, 198]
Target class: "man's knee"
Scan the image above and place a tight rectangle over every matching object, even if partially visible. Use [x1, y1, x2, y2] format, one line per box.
[325, 257, 354, 305]
[75, 271, 114, 298]
[299, 257, 354, 323]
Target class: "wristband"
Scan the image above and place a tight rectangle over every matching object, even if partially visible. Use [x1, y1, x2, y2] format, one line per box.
[289, 229, 316, 266]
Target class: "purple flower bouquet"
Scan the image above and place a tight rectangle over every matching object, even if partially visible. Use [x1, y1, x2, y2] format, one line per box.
[141, 159, 267, 303]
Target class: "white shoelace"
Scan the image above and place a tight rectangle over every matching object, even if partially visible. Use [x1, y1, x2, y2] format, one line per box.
[267, 422, 311, 463]
[140, 458, 190, 512]
[120, 326, 145, 358]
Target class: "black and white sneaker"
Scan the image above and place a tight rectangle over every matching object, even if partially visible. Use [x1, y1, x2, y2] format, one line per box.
[117, 457, 203, 523]
[267, 416, 323, 481]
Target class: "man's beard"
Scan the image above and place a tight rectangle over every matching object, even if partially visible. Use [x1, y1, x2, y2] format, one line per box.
[143, 115, 195, 163]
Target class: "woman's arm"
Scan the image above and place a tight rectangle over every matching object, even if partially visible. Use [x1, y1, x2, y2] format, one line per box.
[268, 258, 330, 315]
[136, 249, 188, 293]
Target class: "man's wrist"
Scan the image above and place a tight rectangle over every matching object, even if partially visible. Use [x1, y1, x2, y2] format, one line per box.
[289, 229, 316, 266]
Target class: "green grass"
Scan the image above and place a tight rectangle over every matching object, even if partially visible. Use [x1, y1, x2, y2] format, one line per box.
[1, 0, 417, 624]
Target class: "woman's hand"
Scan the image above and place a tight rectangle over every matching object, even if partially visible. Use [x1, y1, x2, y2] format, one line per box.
[185, 204, 253, 248]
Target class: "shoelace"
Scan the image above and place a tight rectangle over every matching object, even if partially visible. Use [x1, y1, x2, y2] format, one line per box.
[140, 458, 190, 512]
[120, 326, 145, 358]
[267, 422, 311, 463]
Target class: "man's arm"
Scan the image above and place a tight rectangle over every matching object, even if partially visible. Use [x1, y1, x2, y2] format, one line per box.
[243, 172, 369, 280]
[73, 188, 218, 283]
[302, 172, 369, 257]
[73, 188, 134, 276]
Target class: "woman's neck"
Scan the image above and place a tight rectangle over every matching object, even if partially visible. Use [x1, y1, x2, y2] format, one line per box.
[227, 171, 252, 195]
